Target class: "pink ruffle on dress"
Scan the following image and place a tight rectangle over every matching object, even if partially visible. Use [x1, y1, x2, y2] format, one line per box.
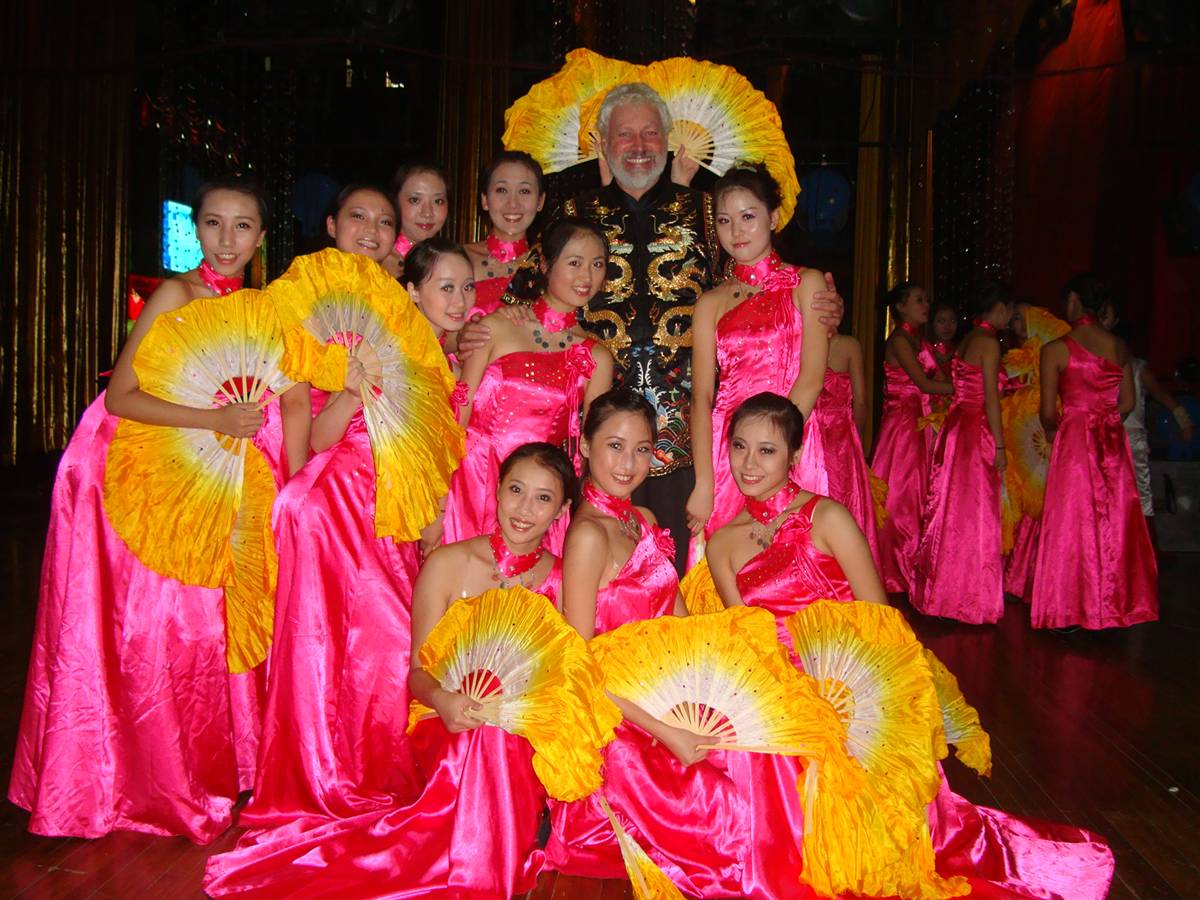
[8, 393, 283, 843]
[443, 341, 597, 553]
[547, 514, 781, 897]
[694, 270, 804, 565]
[238, 396, 424, 834]
[912, 359, 1005, 624]
[204, 569, 563, 898]
[794, 369, 884, 574]
[1031, 338, 1158, 629]
[736, 498, 1116, 899]
[871, 341, 940, 593]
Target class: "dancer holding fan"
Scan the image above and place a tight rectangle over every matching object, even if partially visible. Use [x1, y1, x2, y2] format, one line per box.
[464, 150, 545, 316]
[205, 444, 614, 897]
[871, 282, 952, 593]
[443, 218, 614, 552]
[702, 391, 1114, 899]
[687, 164, 829, 563]
[9, 178, 295, 842]
[241, 211, 467, 835]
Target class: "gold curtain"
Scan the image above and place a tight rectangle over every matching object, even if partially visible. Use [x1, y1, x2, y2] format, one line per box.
[1, 1, 133, 463]
[437, 0, 514, 244]
[852, 55, 885, 450]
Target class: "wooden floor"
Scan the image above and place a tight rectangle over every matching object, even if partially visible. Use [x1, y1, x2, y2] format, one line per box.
[0, 457, 1197, 898]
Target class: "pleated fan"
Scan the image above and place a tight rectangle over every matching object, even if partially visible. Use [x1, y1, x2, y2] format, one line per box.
[678, 556, 724, 616]
[264, 248, 464, 541]
[102, 290, 293, 672]
[923, 649, 991, 777]
[597, 794, 684, 900]
[409, 586, 620, 801]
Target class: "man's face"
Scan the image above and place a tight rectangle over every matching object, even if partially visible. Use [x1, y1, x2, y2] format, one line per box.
[603, 102, 668, 196]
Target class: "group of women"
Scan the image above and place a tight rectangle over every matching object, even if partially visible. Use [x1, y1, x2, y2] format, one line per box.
[6, 141, 1139, 898]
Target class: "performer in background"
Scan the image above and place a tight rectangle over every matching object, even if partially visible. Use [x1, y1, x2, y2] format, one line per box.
[871, 282, 951, 593]
[464, 150, 545, 316]
[381, 162, 450, 278]
[1032, 273, 1159, 629]
[9, 178, 282, 842]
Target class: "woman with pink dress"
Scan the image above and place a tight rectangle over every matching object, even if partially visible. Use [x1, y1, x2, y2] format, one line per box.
[708, 392, 1115, 900]
[204, 443, 574, 897]
[240, 215, 474, 833]
[1031, 273, 1158, 629]
[793, 332, 886, 575]
[687, 164, 829, 565]
[871, 282, 952, 593]
[463, 150, 545, 317]
[912, 282, 1013, 624]
[443, 217, 614, 553]
[9, 179, 290, 842]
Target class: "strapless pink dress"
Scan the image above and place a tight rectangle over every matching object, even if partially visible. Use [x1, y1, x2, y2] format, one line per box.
[443, 341, 596, 553]
[204, 568, 563, 898]
[546, 515, 782, 897]
[8, 393, 283, 842]
[912, 359, 1005, 624]
[795, 369, 884, 573]
[871, 343, 940, 593]
[239, 396, 424, 835]
[737, 501, 1115, 899]
[695, 276, 804, 564]
[1031, 338, 1158, 629]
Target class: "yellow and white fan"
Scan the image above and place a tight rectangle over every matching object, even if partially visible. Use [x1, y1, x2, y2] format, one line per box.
[265, 248, 464, 541]
[678, 556, 725, 616]
[597, 794, 684, 900]
[924, 649, 992, 777]
[589, 605, 837, 756]
[502, 48, 637, 174]
[409, 586, 620, 801]
[102, 290, 294, 672]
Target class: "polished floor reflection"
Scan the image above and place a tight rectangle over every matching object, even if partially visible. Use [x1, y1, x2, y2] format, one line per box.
[0, 458, 1195, 899]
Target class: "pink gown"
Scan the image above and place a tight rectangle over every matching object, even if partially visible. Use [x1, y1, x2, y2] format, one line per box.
[912, 359, 1005, 624]
[1031, 338, 1158, 629]
[871, 341, 940, 593]
[699, 272, 804, 557]
[794, 369, 884, 574]
[238, 395, 425, 834]
[443, 341, 597, 553]
[8, 393, 282, 842]
[204, 567, 563, 898]
[736, 499, 1116, 899]
[547, 513, 775, 897]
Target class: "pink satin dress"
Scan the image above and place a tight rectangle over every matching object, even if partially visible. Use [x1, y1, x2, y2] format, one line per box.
[1031, 338, 1158, 629]
[443, 341, 597, 553]
[469, 275, 509, 319]
[239, 395, 425, 836]
[912, 359, 1005, 624]
[696, 277, 804, 564]
[547, 514, 772, 897]
[737, 500, 1116, 899]
[204, 568, 563, 898]
[794, 369, 884, 574]
[871, 341, 940, 593]
[8, 393, 282, 843]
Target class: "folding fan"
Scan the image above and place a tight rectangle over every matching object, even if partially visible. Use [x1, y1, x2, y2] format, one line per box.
[597, 794, 684, 900]
[923, 649, 991, 777]
[502, 48, 637, 174]
[678, 556, 724, 616]
[102, 290, 293, 672]
[409, 586, 620, 801]
[589, 605, 834, 756]
[264, 248, 465, 541]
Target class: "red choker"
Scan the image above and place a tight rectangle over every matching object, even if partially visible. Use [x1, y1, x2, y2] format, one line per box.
[899, 321, 923, 339]
[582, 481, 640, 535]
[487, 233, 528, 264]
[744, 479, 800, 526]
[1073, 314, 1099, 327]
[393, 233, 414, 259]
[732, 251, 798, 292]
[533, 297, 577, 332]
[489, 527, 544, 579]
[199, 260, 244, 296]
[974, 318, 998, 336]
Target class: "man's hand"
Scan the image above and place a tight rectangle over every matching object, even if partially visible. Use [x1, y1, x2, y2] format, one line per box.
[671, 148, 700, 187]
[598, 153, 613, 187]
[813, 271, 845, 337]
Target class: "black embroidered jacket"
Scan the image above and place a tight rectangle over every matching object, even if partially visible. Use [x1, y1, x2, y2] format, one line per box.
[504, 174, 719, 474]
